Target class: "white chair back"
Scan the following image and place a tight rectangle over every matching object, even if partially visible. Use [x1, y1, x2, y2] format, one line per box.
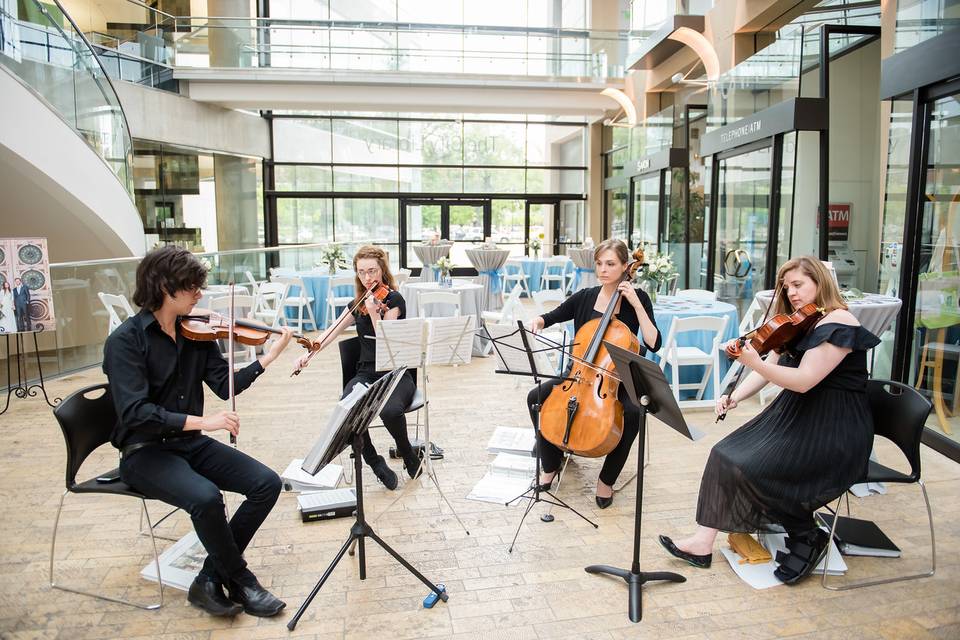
[394, 268, 411, 288]
[418, 291, 461, 317]
[207, 294, 258, 367]
[532, 289, 565, 315]
[253, 281, 287, 328]
[244, 270, 261, 297]
[675, 288, 717, 302]
[662, 315, 729, 355]
[97, 292, 134, 335]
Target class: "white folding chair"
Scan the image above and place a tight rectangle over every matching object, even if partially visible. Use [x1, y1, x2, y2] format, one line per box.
[244, 270, 263, 298]
[659, 315, 730, 410]
[253, 281, 287, 332]
[327, 275, 356, 327]
[418, 291, 461, 318]
[718, 297, 781, 405]
[97, 292, 134, 336]
[675, 288, 717, 301]
[207, 295, 258, 368]
[394, 268, 411, 288]
[502, 258, 529, 299]
[482, 282, 524, 326]
[271, 275, 317, 331]
[540, 256, 570, 292]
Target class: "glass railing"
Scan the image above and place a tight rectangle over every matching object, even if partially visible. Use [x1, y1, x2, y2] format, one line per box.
[629, 0, 714, 32]
[894, 0, 960, 52]
[92, 44, 177, 90]
[170, 18, 629, 80]
[0, 244, 354, 385]
[0, 0, 134, 196]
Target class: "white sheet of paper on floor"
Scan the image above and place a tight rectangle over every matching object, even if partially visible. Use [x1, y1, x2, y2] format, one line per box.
[466, 471, 531, 504]
[490, 452, 537, 479]
[849, 482, 887, 498]
[720, 531, 846, 589]
[281, 458, 343, 492]
[486, 426, 536, 456]
[140, 531, 206, 591]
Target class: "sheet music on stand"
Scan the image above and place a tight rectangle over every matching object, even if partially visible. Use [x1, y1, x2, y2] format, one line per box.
[301, 382, 369, 475]
[375, 318, 427, 371]
[426, 316, 475, 366]
[482, 322, 562, 376]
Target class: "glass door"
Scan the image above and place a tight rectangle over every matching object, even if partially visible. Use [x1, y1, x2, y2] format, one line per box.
[492, 199, 526, 257]
[404, 201, 442, 268]
[402, 199, 490, 269]
[448, 201, 487, 266]
[555, 200, 584, 255]
[630, 172, 663, 255]
[527, 201, 555, 256]
[713, 143, 773, 318]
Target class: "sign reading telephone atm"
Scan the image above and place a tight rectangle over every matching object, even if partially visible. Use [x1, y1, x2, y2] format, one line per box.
[827, 203, 850, 242]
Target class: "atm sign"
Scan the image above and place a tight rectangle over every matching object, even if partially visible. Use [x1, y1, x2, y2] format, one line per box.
[828, 204, 851, 228]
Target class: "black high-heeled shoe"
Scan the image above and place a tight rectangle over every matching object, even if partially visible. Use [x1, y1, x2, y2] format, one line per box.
[657, 535, 712, 569]
[595, 494, 613, 509]
[534, 472, 557, 492]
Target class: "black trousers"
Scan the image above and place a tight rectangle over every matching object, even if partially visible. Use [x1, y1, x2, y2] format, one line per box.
[527, 379, 640, 487]
[119, 436, 281, 585]
[342, 369, 417, 465]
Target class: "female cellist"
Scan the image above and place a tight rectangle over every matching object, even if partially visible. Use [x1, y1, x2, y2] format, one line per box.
[657, 256, 877, 585]
[528, 238, 661, 508]
[295, 245, 420, 490]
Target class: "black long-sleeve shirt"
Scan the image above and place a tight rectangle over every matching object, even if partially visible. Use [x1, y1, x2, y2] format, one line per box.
[102, 310, 264, 449]
[540, 285, 662, 355]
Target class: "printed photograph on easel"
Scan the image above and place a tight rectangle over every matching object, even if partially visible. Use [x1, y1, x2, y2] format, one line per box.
[0, 238, 56, 334]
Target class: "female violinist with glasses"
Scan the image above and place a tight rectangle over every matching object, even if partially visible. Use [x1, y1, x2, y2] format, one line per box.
[295, 245, 419, 490]
[527, 238, 661, 508]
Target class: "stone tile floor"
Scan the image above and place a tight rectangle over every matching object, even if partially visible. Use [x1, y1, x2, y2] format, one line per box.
[1, 337, 958, 639]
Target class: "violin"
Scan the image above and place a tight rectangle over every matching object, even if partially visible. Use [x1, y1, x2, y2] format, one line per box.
[180, 310, 316, 352]
[357, 282, 391, 316]
[716, 301, 824, 422]
[539, 248, 645, 458]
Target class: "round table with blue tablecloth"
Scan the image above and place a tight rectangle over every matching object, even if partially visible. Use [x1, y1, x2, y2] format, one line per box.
[645, 295, 740, 401]
[282, 271, 355, 330]
[504, 257, 572, 295]
[567, 247, 598, 292]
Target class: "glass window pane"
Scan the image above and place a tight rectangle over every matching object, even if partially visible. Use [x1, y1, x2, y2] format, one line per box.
[449, 204, 485, 265]
[330, 0, 394, 21]
[526, 124, 585, 166]
[631, 173, 660, 252]
[492, 200, 526, 256]
[525, 168, 584, 194]
[607, 187, 628, 241]
[405, 203, 442, 267]
[558, 200, 583, 246]
[397, 0, 462, 24]
[332, 119, 400, 164]
[274, 165, 333, 191]
[464, 0, 526, 27]
[277, 198, 333, 244]
[334, 198, 399, 245]
[399, 166, 463, 192]
[273, 119, 332, 162]
[332, 165, 399, 191]
[463, 122, 525, 165]
[399, 120, 463, 164]
[464, 168, 525, 193]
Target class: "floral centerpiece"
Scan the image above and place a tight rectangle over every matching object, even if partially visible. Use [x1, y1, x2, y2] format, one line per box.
[198, 256, 213, 273]
[435, 256, 453, 286]
[318, 244, 348, 275]
[635, 251, 677, 302]
[528, 233, 544, 258]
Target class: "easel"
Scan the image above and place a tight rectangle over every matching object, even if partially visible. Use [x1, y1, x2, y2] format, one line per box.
[288, 367, 448, 630]
[1, 331, 60, 415]
[349, 316, 474, 545]
[482, 321, 598, 552]
[584, 342, 702, 623]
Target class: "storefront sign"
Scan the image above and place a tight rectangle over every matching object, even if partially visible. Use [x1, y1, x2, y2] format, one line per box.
[635, 158, 651, 173]
[719, 119, 762, 145]
[700, 98, 828, 156]
[827, 203, 851, 242]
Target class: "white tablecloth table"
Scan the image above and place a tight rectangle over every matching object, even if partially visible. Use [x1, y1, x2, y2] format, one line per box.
[567, 247, 598, 291]
[754, 291, 902, 337]
[466, 248, 510, 312]
[401, 281, 485, 354]
[412, 244, 453, 282]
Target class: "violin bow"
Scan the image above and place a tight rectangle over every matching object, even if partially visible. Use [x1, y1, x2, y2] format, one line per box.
[290, 281, 385, 377]
[227, 282, 237, 446]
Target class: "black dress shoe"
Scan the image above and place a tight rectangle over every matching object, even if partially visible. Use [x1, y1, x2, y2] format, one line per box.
[658, 535, 712, 569]
[227, 578, 286, 617]
[595, 494, 613, 509]
[370, 455, 398, 490]
[402, 450, 423, 479]
[534, 472, 557, 492]
[187, 575, 243, 617]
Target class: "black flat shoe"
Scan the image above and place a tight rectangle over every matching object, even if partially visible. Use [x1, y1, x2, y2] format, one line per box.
[227, 578, 286, 617]
[370, 455, 398, 490]
[658, 535, 712, 569]
[595, 494, 613, 509]
[187, 575, 243, 617]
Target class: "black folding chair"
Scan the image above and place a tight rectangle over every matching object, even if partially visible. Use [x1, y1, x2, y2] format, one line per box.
[821, 379, 936, 590]
[50, 384, 166, 609]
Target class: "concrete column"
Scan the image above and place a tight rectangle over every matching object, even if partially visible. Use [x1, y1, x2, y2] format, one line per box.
[215, 154, 261, 251]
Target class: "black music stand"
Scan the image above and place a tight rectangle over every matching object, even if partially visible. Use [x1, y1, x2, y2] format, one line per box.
[584, 342, 704, 623]
[287, 367, 448, 631]
[482, 321, 598, 553]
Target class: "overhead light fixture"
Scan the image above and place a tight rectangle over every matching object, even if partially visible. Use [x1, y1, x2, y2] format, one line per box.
[671, 71, 711, 87]
[667, 27, 720, 80]
[600, 87, 638, 128]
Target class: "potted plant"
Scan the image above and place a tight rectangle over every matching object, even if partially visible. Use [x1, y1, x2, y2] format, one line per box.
[435, 256, 453, 287]
[636, 251, 677, 303]
[318, 244, 348, 275]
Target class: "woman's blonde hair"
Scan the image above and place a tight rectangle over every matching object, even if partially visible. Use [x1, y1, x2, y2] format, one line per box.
[773, 255, 847, 315]
[352, 245, 397, 309]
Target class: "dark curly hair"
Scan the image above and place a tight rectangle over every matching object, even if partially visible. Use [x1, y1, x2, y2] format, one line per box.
[133, 245, 207, 311]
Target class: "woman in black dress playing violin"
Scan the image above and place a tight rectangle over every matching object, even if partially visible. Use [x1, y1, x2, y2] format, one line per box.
[528, 239, 661, 508]
[658, 256, 877, 585]
[295, 245, 420, 490]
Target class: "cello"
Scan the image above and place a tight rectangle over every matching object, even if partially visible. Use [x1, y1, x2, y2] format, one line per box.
[539, 248, 645, 457]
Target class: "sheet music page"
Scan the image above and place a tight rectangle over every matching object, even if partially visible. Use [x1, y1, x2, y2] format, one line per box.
[486, 426, 536, 456]
[282, 459, 342, 489]
[375, 318, 425, 371]
[302, 383, 367, 475]
[482, 323, 537, 373]
[466, 472, 532, 504]
[490, 452, 537, 478]
[426, 316, 475, 366]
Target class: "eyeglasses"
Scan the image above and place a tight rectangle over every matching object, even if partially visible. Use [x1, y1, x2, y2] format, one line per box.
[356, 268, 382, 278]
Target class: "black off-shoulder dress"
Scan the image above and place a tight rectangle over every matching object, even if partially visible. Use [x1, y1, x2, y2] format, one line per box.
[695, 323, 880, 535]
